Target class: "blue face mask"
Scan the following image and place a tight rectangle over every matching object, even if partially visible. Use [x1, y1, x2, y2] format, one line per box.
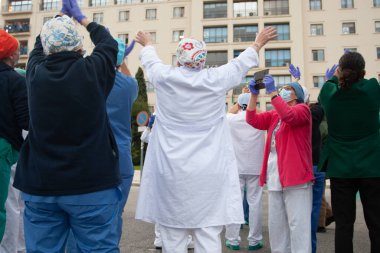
[279, 89, 293, 102]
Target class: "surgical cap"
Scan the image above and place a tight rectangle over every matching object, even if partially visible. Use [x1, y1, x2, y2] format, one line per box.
[176, 38, 207, 70]
[0, 29, 19, 60]
[237, 93, 250, 110]
[288, 82, 305, 103]
[115, 38, 126, 66]
[40, 15, 83, 55]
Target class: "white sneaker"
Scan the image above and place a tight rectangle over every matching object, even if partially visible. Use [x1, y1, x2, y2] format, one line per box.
[154, 238, 162, 249]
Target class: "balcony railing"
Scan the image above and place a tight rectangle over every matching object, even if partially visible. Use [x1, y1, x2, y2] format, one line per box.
[2, 4, 32, 13]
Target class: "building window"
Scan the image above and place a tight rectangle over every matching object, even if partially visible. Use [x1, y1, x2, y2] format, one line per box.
[310, 0, 322, 10]
[342, 22, 355, 34]
[118, 34, 129, 44]
[119, 11, 129, 21]
[206, 51, 228, 67]
[203, 2, 227, 19]
[233, 0, 258, 18]
[93, 13, 104, 23]
[203, 26, 228, 43]
[377, 47, 380, 59]
[375, 0, 380, 7]
[266, 102, 273, 111]
[150, 32, 156, 43]
[341, 0, 354, 8]
[264, 0, 289, 15]
[233, 49, 244, 58]
[173, 7, 184, 18]
[313, 76, 325, 88]
[310, 24, 323, 36]
[233, 25, 258, 42]
[172, 55, 178, 66]
[9, 0, 32, 12]
[43, 16, 53, 25]
[172, 30, 184, 42]
[344, 48, 357, 53]
[90, 0, 107, 6]
[19, 41, 28, 55]
[41, 0, 59, 11]
[265, 48, 291, 67]
[4, 19, 30, 33]
[265, 23, 290, 40]
[312, 49, 325, 61]
[142, 0, 159, 2]
[375, 21, 380, 32]
[273, 75, 291, 88]
[146, 9, 157, 20]
[116, 0, 133, 4]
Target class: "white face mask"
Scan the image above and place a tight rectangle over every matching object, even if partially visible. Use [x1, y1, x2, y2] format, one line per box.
[279, 89, 293, 102]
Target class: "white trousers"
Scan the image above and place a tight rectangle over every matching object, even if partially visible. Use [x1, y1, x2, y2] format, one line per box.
[159, 225, 223, 253]
[225, 175, 262, 246]
[268, 185, 312, 253]
[0, 164, 25, 253]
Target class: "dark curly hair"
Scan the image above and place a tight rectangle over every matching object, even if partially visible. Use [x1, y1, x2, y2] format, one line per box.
[338, 52, 365, 90]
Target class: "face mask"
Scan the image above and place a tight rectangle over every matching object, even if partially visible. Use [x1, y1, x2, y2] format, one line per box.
[279, 89, 293, 102]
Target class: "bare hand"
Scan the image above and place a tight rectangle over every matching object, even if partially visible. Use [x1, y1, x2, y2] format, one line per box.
[135, 31, 152, 47]
[253, 26, 277, 51]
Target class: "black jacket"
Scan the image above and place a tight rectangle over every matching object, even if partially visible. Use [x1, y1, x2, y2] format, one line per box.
[310, 103, 324, 166]
[14, 22, 120, 195]
[0, 61, 28, 150]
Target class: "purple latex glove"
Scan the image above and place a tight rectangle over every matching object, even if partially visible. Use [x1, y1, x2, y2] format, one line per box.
[124, 40, 135, 57]
[264, 75, 276, 94]
[248, 78, 259, 95]
[289, 64, 301, 79]
[61, 0, 72, 17]
[325, 64, 339, 80]
[68, 0, 86, 23]
[344, 48, 351, 54]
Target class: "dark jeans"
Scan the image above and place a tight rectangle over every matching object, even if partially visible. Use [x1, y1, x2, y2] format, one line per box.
[311, 166, 325, 253]
[330, 177, 380, 253]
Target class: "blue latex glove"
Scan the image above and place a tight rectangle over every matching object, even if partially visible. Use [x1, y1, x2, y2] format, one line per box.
[61, 0, 72, 17]
[325, 64, 338, 80]
[148, 115, 155, 128]
[248, 78, 259, 95]
[124, 40, 135, 57]
[289, 64, 301, 79]
[68, 0, 86, 23]
[264, 75, 276, 94]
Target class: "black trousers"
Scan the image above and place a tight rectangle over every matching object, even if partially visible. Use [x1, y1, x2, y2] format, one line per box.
[330, 177, 380, 253]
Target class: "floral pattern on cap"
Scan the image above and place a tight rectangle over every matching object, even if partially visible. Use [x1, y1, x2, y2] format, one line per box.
[40, 15, 83, 55]
[176, 38, 207, 70]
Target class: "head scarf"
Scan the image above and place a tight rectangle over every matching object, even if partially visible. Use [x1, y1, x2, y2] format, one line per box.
[288, 82, 305, 103]
[40, 15, 83, 55]
[176, 38, 207, 70]
[0, 29, 19, 60]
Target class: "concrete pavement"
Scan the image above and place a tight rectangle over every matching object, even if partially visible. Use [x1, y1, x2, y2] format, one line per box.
[121, 174, 370, 253]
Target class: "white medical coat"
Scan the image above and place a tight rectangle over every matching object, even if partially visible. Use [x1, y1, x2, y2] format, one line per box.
[135, 46, 259, 228]
[226, 111, 264, 175]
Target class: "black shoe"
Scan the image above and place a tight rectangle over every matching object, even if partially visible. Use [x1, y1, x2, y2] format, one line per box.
[317, 226, 327, 233]
[326, 216, 335, 227]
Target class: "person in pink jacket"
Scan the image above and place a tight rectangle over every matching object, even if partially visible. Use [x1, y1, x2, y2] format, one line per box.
[246, 75, 314, 253]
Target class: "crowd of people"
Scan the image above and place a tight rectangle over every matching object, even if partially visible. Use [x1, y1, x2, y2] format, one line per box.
[0, 0, 379, 252]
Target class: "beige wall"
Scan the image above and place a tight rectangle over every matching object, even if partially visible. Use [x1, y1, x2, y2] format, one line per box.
[2, 0, 380, 110]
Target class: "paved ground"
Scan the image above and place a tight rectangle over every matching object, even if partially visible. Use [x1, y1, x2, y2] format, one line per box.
[120, 175, 370, 253]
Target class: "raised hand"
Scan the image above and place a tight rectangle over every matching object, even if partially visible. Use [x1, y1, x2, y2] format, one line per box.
[135, 31, 152, 47]
[68, 0, 86, 23]
[248, 78, 259, 95]
[252, 26, 277, 51]
[289, 64, 301, 79]
[264, 75, 276, 94]
[325, 64, 339, 80]
[124, 40, 135, 57]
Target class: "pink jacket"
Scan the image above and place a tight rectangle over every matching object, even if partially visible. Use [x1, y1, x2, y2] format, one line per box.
[246, 96, 314, 187]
